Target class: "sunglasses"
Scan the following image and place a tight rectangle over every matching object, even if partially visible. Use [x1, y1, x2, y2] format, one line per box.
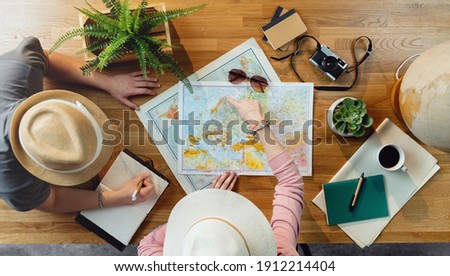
[228, 69, 268, 93]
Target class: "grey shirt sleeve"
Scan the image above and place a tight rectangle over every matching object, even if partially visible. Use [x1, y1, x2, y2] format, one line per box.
[0, 154, 51, 212]
[0, 37, 51, 211]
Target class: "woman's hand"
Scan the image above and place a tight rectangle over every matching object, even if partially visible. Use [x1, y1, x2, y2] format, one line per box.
[211, 171, 238, 190]
[227, 97, 264, 129]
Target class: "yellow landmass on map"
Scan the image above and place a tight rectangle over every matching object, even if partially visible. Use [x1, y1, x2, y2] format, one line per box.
[184, 148, 208, 158]
[210, 97, 225, 115]
[244, 151, 264, 170]
[231, 141, 264, 152]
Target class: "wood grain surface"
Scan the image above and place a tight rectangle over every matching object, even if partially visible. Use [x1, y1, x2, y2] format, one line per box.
[0, 0, 449, 245]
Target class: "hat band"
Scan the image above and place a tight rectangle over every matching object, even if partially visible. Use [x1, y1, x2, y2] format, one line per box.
[19, 99, 103, 174]
[188, 217, 251, 255]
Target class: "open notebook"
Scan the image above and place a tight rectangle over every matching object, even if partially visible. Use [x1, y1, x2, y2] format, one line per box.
[313, 118, 439, 248]
[76, 149, 169, 251]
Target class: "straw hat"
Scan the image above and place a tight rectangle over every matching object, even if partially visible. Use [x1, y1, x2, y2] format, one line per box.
[10, 90, 113, 186]
[163, 189, 277, 256]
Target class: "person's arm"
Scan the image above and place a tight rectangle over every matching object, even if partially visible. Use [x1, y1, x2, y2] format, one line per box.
[36, 173, 154, 213]
[227, 97, 304, 256]
[269, 151, 304, 256]
[44, 51, 160, 110]
[138, 223, 167, 256]
[138, 172, 238, 256]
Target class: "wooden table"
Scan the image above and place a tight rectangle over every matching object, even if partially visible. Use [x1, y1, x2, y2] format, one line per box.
[1, 0, 449, 245]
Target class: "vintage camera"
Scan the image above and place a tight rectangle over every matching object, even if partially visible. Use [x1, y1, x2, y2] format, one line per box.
[309, 45, 348, 81]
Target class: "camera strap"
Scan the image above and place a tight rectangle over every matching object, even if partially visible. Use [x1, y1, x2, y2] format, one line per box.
[271, 35, 372, 91]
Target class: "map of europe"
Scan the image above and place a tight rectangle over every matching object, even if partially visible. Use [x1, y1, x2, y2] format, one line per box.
[178, 82, 313, 176]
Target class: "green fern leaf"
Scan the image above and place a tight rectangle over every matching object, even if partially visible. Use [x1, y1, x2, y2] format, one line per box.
[100, 47, 131, 64]
[82, 48, 131, 75]
[81, 24, 112, 39]
[141, 34, 173, 49]
[51, 24, 112, 53]
[49, 28, 87, 53]
[82, 24, 111, 40]
[77, 6, 119, 32]
[117, 0, 132, 32]
[152, 46, 192, 93]
[131, 0, 146, 33]
[83, 1, 114, 21]
[141, 4, 206, 31]
[97, 33, 132, 69]
[102, 0, 121, 17]
[133, 36, 164, 75]
[80, 58, 100, 76]
[102, 0, 119, 9]
[76, 39, 109, 55]
[132, 43, 148, 79]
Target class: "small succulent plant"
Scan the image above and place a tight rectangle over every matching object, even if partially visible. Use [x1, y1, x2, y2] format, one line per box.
[332, 98, 373, 137]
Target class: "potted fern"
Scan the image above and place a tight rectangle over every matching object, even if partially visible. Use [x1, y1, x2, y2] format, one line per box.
[327, 97, 374, 137]
[49, 0, 206, 91]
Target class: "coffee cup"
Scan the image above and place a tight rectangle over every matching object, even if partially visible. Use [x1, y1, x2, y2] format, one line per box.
[377, 144, 407, 172]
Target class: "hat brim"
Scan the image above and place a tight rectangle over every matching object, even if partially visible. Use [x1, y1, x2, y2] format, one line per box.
[10, 90, 113, 186]
[164, 189, 277, 256]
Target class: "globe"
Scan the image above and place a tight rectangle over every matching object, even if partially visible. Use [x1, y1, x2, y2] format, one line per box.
[398, 40, 450, 152]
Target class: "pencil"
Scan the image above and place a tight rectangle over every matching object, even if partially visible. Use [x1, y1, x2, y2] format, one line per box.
[349, 172, 365, 211]
[131, 180, 144, 202]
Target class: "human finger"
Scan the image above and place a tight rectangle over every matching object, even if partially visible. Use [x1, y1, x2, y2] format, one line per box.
[220, 172, 237, 190]
[133, 76, 159, 83]
[128, 87, 157, 96]
[212, 172, 230, 189]
[211, 174, 221, 189]
[215, 172, 236, 190]
[129, 70, 152, 77]
[133, 81, 160, 89]
[134, 172, 150, 184]
[118, 96, 139, 110]
[140, 179, 155, 197]
[227, 173, 238, 190]
[227, 97, 241, 108]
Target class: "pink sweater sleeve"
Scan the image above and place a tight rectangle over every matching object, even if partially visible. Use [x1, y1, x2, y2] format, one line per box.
[137, 223, 167, 256]
[137, 150, 304, 256]
[269, 150, 305, 256]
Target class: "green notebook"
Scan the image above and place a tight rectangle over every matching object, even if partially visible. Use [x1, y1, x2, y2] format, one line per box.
[323, 174, 389, 225]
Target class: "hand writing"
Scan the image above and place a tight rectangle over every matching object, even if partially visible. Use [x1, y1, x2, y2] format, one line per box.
[117, 172, 155, 204]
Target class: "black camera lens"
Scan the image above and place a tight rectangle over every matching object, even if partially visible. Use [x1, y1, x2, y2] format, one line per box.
[321, 56, 338, 72]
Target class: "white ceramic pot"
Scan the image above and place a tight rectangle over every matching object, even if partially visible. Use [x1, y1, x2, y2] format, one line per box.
[327, 97, 356, 137]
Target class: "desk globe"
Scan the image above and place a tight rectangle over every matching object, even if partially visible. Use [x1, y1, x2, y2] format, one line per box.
[396, 40, 450, 152]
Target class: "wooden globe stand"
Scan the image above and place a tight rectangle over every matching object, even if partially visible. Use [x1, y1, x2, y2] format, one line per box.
[390, 75, 404, 122]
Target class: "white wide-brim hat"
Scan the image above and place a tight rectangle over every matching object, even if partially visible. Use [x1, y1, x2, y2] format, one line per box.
[164, 189, 277, 256]
[10, 90, 113, 186]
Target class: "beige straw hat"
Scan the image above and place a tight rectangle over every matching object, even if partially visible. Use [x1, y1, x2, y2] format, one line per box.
[10, 90, 113, 186]
[163, 189, 277, 256]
